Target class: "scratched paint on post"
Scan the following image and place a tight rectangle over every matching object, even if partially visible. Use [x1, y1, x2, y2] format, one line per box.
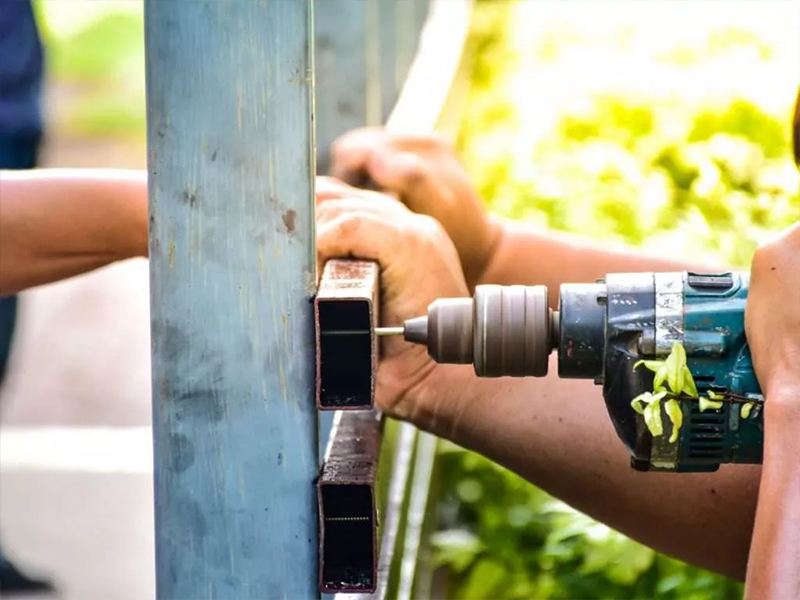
[145, 1, 318, 598]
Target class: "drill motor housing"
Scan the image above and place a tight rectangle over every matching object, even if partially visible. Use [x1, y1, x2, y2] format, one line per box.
[558, 271, 763, 472]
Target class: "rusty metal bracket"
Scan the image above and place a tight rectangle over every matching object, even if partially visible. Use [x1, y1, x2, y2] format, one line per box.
[315, 259, 379, 410]
[318, 409, 384, 593]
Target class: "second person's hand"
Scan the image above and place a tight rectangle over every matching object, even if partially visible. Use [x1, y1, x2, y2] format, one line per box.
[329, 127, 501, 290]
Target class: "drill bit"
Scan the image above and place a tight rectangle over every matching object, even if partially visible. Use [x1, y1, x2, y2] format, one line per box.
[376, 326, 404, 337]
[320, 327, 404, 337]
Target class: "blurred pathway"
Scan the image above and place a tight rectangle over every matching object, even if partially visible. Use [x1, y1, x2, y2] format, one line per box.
[0, 258, 154, 600]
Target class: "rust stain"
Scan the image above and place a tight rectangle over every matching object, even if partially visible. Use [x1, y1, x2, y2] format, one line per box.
[168, 243, 175, 269]
[282, 209, 297, 234]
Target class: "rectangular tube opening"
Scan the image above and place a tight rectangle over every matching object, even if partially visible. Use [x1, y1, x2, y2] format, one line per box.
[318, 299, 373, 409]
[320, 483, 376, 592]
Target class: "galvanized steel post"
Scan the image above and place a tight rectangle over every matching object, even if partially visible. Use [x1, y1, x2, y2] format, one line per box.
[144, 1, 319, 598]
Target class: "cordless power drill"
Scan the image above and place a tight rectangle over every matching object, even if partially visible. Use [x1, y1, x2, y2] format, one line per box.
[389, 271, 763, 473]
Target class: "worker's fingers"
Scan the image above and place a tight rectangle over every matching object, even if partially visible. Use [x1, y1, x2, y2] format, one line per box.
[315, 178, 408, 224]
[316, 195, 407, 238]
[365, 150, 452, 215]
[316, 197, 464, 301]
[316, 194, 469, 419]
[316, 196, 414, 275]
[316, 175, 402, 206]
[328, 128, 383, 182]
[329, 127, 452, 185]
[315, 176, 361, 202]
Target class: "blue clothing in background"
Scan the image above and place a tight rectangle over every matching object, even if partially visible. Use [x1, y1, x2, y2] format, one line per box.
[0, 0, 44, 378]
[0, 0, 45, 139]
[0, 3, 52, 595]
[0, 0, 44, 376]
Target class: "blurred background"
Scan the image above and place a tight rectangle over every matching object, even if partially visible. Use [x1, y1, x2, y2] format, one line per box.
[1, 0, 798, 599]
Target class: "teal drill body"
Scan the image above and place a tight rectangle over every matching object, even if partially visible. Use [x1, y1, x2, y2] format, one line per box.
[675, 272, 762, 471]
[558, 271, 763, 473]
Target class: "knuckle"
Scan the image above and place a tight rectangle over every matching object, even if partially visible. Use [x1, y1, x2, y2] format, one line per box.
[399, 155, 426, 186]
[414, 213, 446, 242]
[323, 211, 364, 245]
[315, 199, 338, 223]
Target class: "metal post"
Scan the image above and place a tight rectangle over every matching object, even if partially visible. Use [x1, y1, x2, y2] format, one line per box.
[144, 1, 318, 598]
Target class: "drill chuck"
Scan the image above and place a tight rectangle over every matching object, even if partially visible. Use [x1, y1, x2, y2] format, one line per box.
[402, 285, 556, 377]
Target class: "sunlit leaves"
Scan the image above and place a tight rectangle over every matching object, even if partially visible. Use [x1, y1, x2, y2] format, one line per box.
[681, 366, 699, 398]
[430, 530, 484, 574]
[630, 390, 666, 415]
[643, 399, 664, 437]
[633, 342, 696, 441]
[741, 402, 756, 419]
[698, 395, 723, 412]
[664, 400, 684, 443]
[665, 342, 686, 394]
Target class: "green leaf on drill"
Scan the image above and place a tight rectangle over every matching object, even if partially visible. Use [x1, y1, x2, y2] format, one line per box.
[665, 342, 687, 395]
[631, 391, 666, 417]
[633, 359, 669, 391]
[680, 365, 698, 398]
[740, 402, 755, 419]
[633, 360, 665, 372]
[707, 390, 722, 400]
[630, 396, 646, 415]
[664, 399, 683, 443]
[653, 365, 668, 392]
[643, 399, 664, 437]
[698, 395, 724, 412]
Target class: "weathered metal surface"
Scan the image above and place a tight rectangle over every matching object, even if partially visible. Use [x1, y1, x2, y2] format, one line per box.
[315, 260, 379, 410]
[144, 1, 319, 598]
[318, 410, 384, 593]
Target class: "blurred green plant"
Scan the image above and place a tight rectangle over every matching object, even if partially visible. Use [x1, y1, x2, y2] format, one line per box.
[439, 0, 799, 598]
[35, 1, 146, 140]
[433, 442, 745, 600]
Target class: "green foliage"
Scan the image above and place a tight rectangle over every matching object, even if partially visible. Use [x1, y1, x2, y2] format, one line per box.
[438, 1, 799, 598]
[434, 442, 744, 600]
[42, 12, 144, 83]
[36, 2, 146, 139]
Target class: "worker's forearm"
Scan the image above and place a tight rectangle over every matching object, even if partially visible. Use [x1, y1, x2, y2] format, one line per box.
[0, 169, 148, 295]
[415, 357, 759, 581]
[745, 393, 800, 599]
[480, 216, 715, 304]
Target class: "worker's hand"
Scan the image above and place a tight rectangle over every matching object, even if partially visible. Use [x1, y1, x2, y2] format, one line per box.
[745, 222, 800, 412]
[316, 176, 469, 423]
[329, 127, 502, 290]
